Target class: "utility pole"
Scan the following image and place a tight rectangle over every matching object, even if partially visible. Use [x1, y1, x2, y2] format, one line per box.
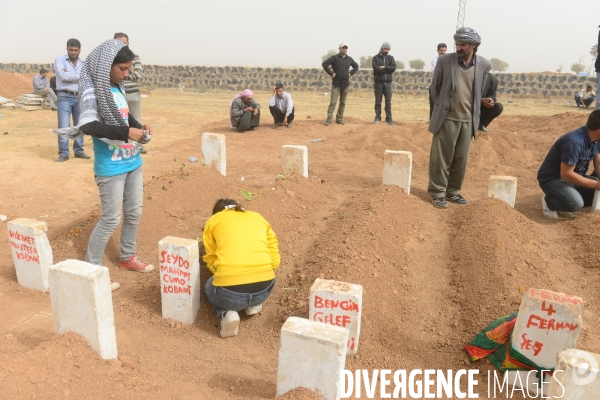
[456, 0, 466, 30]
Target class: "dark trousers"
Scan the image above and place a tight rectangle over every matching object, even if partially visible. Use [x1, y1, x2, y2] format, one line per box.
[374, 82, 392, 121]
[575, 94, 596, 108]
[429, 87, 434, 118]
[237, 110, 260, 132]
[540, 175, 598, 212]
[327, 86, 349, 122]
[480, 103, 503, 128]
[269, 106, 295, 124]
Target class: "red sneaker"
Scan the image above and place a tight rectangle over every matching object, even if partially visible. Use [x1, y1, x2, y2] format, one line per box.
[110, 280, 120, 291]
[119, 256, 154, 272]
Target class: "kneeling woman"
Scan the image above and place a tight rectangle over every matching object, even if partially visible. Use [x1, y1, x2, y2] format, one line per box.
[202, 199, 280, 338]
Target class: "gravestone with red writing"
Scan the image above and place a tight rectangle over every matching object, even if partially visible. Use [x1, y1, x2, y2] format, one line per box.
[158, 236, 201, 324]
[547, 349, 600, 398]
[512, 288, 583, 369]
[202, 132, 226, 176]
[7, 218, 54, 291]
[49, 259, 117, 359]
[309, 278, 363, 355]
[277, 317, 349, 400]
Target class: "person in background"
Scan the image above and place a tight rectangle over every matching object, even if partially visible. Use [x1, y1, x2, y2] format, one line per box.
[429, 43, 447, 118]
[479, 74, 503, 132]
[202, 198, 280, 338]
[372, 42, 397, 126]
[32, 68, 57, 111]
[114, 32, 147, 154]
[230, 89, 260, 132]
[322, 43, 359, 126]
[575, 85, 596, 109]
[269, 83, 295, 128]
[538, 110, 600, 219]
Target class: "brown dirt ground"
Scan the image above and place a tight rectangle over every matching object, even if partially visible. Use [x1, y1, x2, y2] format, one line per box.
[1, 71, 600, 399]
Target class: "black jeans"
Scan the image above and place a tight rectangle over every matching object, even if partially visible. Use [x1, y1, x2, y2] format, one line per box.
[480, 102, 503, 128]
[539, 175, 598, 212]
[374, 82, 392, 121]
[269, 106, 295, 124]
[429, 87, 434, 119]
[237, 110, 260, 132]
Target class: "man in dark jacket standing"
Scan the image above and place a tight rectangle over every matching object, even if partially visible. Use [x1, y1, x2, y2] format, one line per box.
[372, 42, 397, 125]
[322, 43, 359, 126]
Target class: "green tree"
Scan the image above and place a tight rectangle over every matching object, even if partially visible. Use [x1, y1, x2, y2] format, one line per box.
[408, 59, 425, 71]
[571, 56, 586, 74]
[359, 56, 373, 68]
[490, 58, 509, 73]
[321, 49, 337, 62]
[591, 44, 598, 58]
[397, 60, 405, 70]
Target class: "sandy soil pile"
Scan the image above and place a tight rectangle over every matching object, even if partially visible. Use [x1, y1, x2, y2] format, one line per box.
[0, 70, 36, 100]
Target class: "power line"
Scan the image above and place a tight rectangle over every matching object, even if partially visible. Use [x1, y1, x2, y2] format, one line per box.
[0, 0, 246, 23]
[456, 0, 466, 30]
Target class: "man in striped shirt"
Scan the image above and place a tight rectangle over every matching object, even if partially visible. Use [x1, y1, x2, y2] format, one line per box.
[269, 83, 295, 128]
[114, 32, 147, 154]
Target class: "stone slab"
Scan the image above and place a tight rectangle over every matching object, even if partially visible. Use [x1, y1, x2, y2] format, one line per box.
[277, 317, 348, 400]
[382, 150, 412, 194]
[7, 218, 53, 291]
[488, 175, 518, 208]
[547, 349, 600, 399]
[512, 288, 583, 369]
[201, 132, 226, 176]
[158, 236, 201, 324]
[48, 259, 117, 359]
[309, 278, 363, 355]
[282, 145, 308, 178]
[591, 190, 600, 213]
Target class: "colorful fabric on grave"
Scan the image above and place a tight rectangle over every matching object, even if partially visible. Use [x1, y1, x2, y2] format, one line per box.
[465, 312, 518, 361]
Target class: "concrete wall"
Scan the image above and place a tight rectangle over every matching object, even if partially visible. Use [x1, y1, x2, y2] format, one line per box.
[2, 62, 597, 99]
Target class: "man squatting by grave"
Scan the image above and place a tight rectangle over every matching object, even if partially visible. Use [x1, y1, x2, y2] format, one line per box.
[269, 83, 295, 128]
[538, 109, 600, 219]
[229, 89, 261, 132]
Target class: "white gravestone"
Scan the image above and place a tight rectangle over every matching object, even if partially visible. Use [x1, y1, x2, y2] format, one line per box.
[202, 132, 226, 176]
[48, 259, 118, 359]
[282, 145, 308, 178]
[591, 190, 600, 213]
[277, 317, 348, 400]
[309, 278, 363, 355]
[512, 288, 583, 369]
[547, 349, 600, 399]
[7, 218, 54, 291]
[488, 175, 518, 208]
[159, 236, 201, 325]
[382, 150, 412, 195]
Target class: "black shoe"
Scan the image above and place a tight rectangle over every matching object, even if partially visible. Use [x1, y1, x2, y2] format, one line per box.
[373, 118, 381, 124]
[248, 127, 255, 131]
[54, 156, 69, 162]
[445, 193, 468, 205]
[386, 120, 395, 126]
[336, 120, 345, 125]
[432, 197, 448, 209]
[325, 120, 331, 126]
[478, 125, 489, 132]
[139, 147, 148, 154]
[74, 153, 91, 159]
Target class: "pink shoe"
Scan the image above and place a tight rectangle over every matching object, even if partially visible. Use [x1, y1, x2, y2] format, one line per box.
[119, 256, 154, 272]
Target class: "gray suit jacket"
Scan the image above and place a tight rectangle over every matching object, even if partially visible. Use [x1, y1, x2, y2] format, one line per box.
[429, 53, 491, 137]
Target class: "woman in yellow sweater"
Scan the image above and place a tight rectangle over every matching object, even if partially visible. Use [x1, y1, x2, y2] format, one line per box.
[203, 198, 280, 338]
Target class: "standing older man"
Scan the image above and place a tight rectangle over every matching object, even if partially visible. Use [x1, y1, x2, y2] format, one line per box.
[372, 42, 397, 125]
[428, 27, 491, 209]
[32, 68, 57, 110]
[230, 89, 260, 132]
[54, 38, 89, 162]
[322, 43, 359, 126]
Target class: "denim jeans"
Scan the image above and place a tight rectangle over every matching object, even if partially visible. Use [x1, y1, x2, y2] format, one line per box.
[539, 175, 598, 212]
[327, 86, 349, 122]
[57, 92, 83, 157]
[374, 81, 393, 121]
[204, 277, 276, 318]
[574, 93, 595, 108]
[85, 167, 143, 266]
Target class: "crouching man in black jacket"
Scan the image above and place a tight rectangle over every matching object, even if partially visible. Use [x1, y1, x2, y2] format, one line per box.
[372, 42, 397, 126]
[322, 43, 359, 126]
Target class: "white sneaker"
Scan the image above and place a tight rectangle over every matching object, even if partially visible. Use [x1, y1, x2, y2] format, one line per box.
[541, 195, 558, 219]
[558, 211, 576, 219]
[245, 304, 263, 316]
[110, 280, 120, 291]
[220, 311, 240, 338]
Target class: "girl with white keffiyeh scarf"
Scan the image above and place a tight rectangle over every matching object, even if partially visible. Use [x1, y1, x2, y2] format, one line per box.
[60, 39, 155, 290]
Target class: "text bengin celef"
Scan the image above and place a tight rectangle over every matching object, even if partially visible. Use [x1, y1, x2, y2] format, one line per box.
[340, 369, 566, 398]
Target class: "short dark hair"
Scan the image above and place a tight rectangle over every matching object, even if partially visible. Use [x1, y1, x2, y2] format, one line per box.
[212, 198, 245, 215]
[66, 38, 81, 48]
[40, 68, 47, 74]
[275, 82, 284, 90]
[587, 109, 600, 131]
[112, 46, 135, 65]
[114, 32, 129, 40]
[437, 43, 447, 50]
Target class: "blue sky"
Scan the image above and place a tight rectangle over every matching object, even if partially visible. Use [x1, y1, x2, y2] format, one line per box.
[1, 0, 599, 73]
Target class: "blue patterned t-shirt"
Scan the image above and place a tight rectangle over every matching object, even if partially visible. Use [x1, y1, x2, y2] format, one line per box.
[92, 86, 142, 177]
